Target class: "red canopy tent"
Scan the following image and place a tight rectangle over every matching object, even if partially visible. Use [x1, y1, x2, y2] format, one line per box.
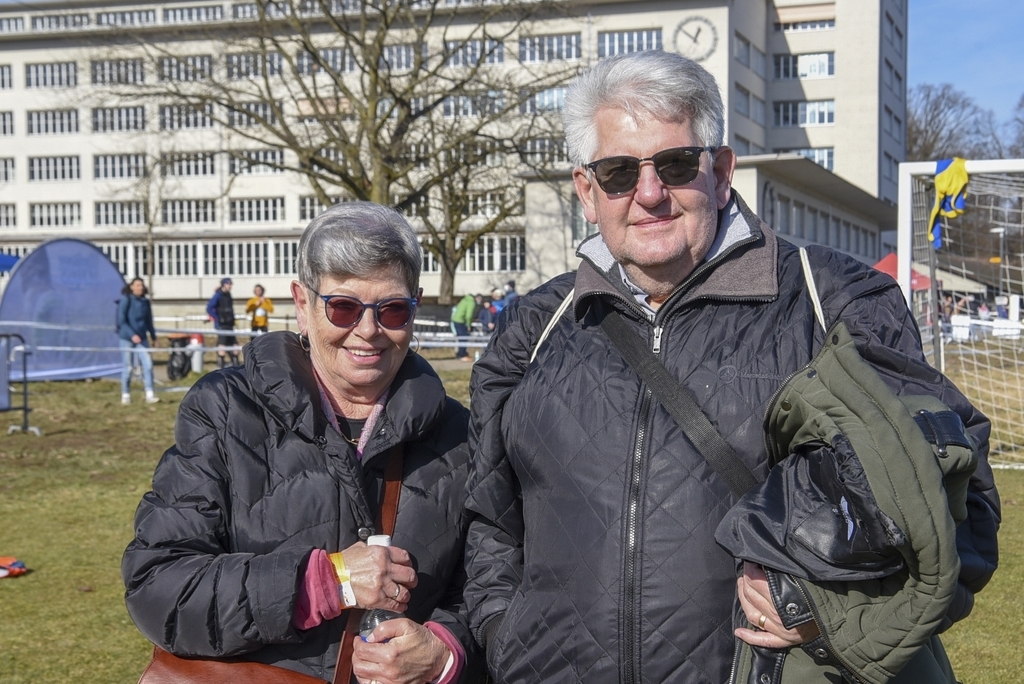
[873, 252, 931, 291]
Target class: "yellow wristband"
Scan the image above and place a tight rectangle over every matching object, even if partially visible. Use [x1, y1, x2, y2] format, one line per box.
[328, 552, 358, 608]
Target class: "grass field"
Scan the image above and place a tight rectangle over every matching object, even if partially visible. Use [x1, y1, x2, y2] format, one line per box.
[0, 363, 1020, 682]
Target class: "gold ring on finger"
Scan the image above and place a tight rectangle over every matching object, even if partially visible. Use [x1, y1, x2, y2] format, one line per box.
[758, 613, 768, 629]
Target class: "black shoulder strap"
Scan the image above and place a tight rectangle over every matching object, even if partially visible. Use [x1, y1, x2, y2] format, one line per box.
[599, 309, 759, 497]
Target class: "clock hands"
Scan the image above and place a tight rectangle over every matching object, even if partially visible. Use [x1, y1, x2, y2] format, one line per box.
[682, 26, 702, 43]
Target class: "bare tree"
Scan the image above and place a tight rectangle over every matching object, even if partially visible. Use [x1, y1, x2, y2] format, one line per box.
[1007, 94, 1024, 159]
[906, 83, 1003, 161]
[112, 0, 579, 303]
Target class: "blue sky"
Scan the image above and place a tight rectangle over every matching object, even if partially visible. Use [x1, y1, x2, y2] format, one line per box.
[909, 0, 1024, 123]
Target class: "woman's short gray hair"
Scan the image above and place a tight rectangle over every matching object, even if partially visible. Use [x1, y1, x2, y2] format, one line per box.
[297, 201, 421, 295]
[563, 51, 725, 166]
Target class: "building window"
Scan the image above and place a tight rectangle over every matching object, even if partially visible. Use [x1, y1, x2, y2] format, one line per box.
[597, 30, 662, 58]
[91, 59, 145, 85]
[96, 10, 156, 26]
[227, 52, 283, 79]
[520, 87, 565, 114]
[230, 197, 285, 222]
[778, 147, 834, 171]
[162, 200, 216, 224]
[159, 104, 214, 130]
[774, 100, 834, 127]
[443, 92, 502, 118]
[884, 61, 904, 100]
[154, 243, 199, 277]
[232, 2, 289, 20]
[0, 65, 12, 88]
[28, 156, 80, 181]
[227, 101, 279, 127]
[883, 152, 899, 182]
[380, 44, 423, 72]
[31, 14, 89, 30]
[733, 135, 750, 155]
[92, 106, 145, 133]
[777, 196, 791, 234]
[520, 137, 568, 166]
[444, 39, 504, 66]
[463, 234, 526, 272]
[752, 95, 765, 125]
[297, 48, 357, 75]
[94, 154, 146, 179]
[0, 158, 13, 182]
[28, 109, 79, 134]
[0, 18, 25, 33]
[774, 19, 835, 32]
[96, 202, 146, 226]
[518, 33, 581, 63]
[229, 149, 285, 174]
[734, 83, 750, 118]
[420, 238, 441, 273]
[0, 204, 14, 227]
[30, 203, 80, 227]
[885, 13, 904, 56]
[299, 196, 341, 220]
[0, 111, 12, 135]
[734, 33, 751, 68]
[159, 55, 212, 82]
[774, 52, 834, 79]
[26, 62, 77, 88]
[164, 5, 224, 23]
[201, 241, 276, 276]
[161, 152, 216, 177]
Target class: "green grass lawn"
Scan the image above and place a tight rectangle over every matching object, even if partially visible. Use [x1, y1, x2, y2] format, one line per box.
[0, 370, 1020, 682]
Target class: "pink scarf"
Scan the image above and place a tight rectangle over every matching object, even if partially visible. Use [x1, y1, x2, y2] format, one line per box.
[313, 368, 388, 460]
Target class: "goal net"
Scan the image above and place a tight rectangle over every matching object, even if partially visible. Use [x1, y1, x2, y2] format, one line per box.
[898, 159, 1024, 464]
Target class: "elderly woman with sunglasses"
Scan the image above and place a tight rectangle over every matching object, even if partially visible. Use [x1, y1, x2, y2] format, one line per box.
[123, 202, 484, 684]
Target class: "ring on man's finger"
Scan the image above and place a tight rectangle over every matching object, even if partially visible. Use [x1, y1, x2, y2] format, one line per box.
[393, 585, 401, 600]
[758, 613, 768, 629]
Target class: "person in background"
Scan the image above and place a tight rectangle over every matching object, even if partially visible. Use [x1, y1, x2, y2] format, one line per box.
[490, 287, 508, 314]
[451, 292, 477, 362]
[501, 280, 518, 309]
[477, 294, 497, 333]
[117, 277, 159, 405]
[246, 284, 275, 335]
[122, 202, 484, 684]
[206, 277, 239, 367]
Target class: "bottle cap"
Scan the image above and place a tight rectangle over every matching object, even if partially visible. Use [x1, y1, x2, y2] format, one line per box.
[366, 534, 392, 547]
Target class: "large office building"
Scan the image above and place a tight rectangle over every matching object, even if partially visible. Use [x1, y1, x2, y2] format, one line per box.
[0, 0, 905, 311]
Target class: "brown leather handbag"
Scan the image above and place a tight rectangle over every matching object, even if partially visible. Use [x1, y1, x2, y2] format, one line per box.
[137, 445, 405, 684]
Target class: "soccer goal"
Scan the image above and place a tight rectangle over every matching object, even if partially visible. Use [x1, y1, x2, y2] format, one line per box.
[897, 158, 1024, 463]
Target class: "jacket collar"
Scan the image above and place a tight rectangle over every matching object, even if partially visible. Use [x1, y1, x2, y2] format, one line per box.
[572, 190, 779, 319]
[244, 332, 448, 451]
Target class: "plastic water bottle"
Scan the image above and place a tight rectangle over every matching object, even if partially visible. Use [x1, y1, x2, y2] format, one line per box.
[359, 535, 404, 641]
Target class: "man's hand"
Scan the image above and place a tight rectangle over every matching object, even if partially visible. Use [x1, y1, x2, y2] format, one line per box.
[735, 561, 819, 648]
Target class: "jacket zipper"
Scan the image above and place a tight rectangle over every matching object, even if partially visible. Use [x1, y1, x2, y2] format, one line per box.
[622, 387, 652, 684]
[792, 576, 866, 684]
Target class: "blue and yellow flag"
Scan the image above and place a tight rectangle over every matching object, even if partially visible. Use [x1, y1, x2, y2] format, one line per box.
[928, 157, 969, 249]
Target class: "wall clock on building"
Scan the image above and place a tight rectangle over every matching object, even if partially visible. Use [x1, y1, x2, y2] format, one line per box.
[673, 16, 718, 62]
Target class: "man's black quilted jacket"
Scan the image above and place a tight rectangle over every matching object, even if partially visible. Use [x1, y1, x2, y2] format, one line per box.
[463, 193, 999, 683]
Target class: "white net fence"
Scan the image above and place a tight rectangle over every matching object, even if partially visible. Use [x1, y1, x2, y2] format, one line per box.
[901, 159, 1024, 463]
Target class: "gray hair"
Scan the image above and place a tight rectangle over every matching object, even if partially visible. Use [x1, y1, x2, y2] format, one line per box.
[297, 201, 421, 295]
[563, 51, 725, 166]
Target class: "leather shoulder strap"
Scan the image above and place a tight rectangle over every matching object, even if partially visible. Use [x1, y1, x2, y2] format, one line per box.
[599, 309, 759, 497]
[333, 444, 404, 684]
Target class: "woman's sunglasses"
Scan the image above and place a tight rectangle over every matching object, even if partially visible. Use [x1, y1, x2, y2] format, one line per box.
[585, 146, 716, 195]
[314, 292, 418, 330]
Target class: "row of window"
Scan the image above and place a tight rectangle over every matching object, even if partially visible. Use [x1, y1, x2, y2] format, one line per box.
[0, 152, 292, 181]
[421, 235, 527, 274]
[775, 195, 878, 259]
[0, 192, 523, 228]
[0, 107, 151, 135]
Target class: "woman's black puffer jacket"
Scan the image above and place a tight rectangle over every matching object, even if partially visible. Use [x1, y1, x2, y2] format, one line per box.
[122, 331, 484, 682]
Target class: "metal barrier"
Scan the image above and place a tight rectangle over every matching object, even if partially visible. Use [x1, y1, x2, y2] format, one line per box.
[0, 334, 40, 436]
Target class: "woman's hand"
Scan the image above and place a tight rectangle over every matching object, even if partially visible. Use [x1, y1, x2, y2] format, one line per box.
[342, 542, 418, 611]
[735, 561, 819, 649]
[352, 619, 450, 684]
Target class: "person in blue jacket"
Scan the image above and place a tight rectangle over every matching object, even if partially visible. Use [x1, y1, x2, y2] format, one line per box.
[117, 277, 159, 405]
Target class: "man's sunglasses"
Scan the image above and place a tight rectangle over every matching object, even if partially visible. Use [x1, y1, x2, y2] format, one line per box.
[585, 146, 716, 195]
[314, 292, 418, 330]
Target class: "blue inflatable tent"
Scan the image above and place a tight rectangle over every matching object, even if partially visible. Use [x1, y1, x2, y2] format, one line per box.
[0, 239, 125, 380]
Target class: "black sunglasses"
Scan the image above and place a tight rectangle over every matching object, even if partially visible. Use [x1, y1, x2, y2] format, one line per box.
[585, 146, 716, 195]
[314, 292, 418, 330]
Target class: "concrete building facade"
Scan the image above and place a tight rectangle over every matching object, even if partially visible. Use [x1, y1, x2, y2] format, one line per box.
[0, 0, 905, 312]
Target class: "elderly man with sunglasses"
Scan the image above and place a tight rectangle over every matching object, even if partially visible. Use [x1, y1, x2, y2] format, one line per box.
[124, 202, 486, 684]
[464, 51, 999, 683]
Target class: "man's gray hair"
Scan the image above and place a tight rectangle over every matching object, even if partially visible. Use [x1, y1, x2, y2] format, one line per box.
[563, 51, 725, 166]
[297, 201, 421, 295]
